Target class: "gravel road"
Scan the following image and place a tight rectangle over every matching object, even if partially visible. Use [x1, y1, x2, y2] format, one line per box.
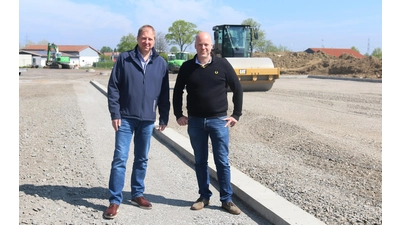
[19, 68, 382, 225]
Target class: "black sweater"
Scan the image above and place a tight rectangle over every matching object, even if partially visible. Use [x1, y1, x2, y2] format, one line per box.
[173, 55, 243, 121]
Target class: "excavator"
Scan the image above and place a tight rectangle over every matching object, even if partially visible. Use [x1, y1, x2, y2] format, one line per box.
[212, 24, 280, 91]
[46, 43, 72, 69]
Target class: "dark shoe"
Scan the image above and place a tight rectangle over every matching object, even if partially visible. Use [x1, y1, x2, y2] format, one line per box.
[221, 202, 241, 215]
[190, 198, 210, 210]
[131, 196, 152, 209]
[103, 203, 119, 219]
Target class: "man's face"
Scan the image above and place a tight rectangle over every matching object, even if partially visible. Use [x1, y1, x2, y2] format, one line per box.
[137, 28, 155, 52]
[195, 34, 213, 59]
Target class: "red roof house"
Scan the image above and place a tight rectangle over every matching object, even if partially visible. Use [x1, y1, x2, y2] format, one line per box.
[305, 48, 365, 58]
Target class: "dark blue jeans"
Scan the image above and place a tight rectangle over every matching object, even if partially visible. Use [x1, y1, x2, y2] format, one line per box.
[108, 118, 154, 205]
[188, 116, 233, 203]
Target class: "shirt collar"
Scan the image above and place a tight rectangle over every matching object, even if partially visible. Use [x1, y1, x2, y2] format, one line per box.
[138, 50, 152, 63]
[195, 56, 212, 68]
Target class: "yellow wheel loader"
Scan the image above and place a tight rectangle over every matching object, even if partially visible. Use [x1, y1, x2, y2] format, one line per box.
[212, 24, 280, 91]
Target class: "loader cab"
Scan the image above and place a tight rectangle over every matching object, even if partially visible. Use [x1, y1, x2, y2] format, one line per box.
[168, 53, 176, 61]
[175, 52, 189, 61]
[212, 24, 258, 58]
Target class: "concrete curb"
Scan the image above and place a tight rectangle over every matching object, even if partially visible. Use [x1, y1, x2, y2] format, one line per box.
[279, 74, 381, 83]
[279, 75, 309, 79]
[307, 75, 382, 83]
[89, 80, 326, 225]
[90, 80, 107, 95]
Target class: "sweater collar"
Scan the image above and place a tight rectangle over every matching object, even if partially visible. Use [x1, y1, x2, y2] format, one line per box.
[195, 55, 212, 68]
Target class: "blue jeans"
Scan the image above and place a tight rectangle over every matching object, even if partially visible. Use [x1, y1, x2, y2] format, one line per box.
[108, 118, 154, 205]
[187, 116, 233, 203]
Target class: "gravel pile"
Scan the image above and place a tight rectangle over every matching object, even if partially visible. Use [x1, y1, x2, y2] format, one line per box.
[19, 69, 382, 225]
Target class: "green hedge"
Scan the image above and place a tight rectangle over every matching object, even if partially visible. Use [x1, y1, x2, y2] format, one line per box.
[94, 52, 189, 69]
[94, 61, 115, 69]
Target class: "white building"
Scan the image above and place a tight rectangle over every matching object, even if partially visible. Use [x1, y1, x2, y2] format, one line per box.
[19, 44, 102, 68]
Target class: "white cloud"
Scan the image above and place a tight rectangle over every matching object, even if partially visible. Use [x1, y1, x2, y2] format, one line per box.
[127, 0, 248, 34]
[19, 0, 380, 54]
[20, 0, 251, 49]
[19, 0, 133, 48]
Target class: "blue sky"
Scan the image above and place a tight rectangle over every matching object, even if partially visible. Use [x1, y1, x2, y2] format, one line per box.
[18, 0, 382, 54]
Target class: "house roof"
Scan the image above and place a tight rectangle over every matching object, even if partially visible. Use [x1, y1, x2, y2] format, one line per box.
[19, 50, 77, 57]
[306, 48, 365, 58]
[103, 52, 121, 57]
[19, 50, 44, 57]
[21, 45, 102, 55]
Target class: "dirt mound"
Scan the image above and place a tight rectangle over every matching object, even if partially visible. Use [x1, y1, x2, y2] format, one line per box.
[254, 51, 382, 79]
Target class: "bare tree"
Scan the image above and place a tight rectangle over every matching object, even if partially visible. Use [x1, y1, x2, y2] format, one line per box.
[24, 40, 36, 47]
[155, 31, 168, 53]
[20, 39, 49, 48]
[37, 39, 49, 45]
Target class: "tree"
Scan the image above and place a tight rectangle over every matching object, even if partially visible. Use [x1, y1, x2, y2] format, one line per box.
[99, 54, 111, 61]
[169, 46, 179, 53]
[37, 39, 49, 45]
[100, 46, 113, 53]
[265, 40, 279, 52]
[117, 33, 137, 52]
[351, 46, 360, 53]
[241, 18, 286, 53]
[371, 47, 382, 59]
[24, 40, 36, 46]
[165, 20, 199, 52]
[277, 45, 291, 52]
[20, 39, 49, 49]
[155, 32, 168, 53]
[256, 39, 278, 52]
[158, 52, 169, 63]
[241, 18, 269, 52]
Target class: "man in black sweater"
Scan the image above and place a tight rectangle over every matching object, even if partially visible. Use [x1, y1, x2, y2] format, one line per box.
[172, 31, 243, 215]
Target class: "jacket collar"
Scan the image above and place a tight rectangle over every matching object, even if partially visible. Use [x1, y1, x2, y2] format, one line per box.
[132, 45, 159, 59]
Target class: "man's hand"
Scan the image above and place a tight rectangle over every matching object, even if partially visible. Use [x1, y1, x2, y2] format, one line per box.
[112, 119, 121, 131]
[177, 116, 188, 126]
[157, 124, 167, 131]
[224, 116, 237, 127]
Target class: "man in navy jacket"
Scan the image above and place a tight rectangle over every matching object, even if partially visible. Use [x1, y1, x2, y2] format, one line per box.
[104, 24, 170, 219]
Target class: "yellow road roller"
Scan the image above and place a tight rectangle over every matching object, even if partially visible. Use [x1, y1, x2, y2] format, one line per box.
[212, 24, 280, 91]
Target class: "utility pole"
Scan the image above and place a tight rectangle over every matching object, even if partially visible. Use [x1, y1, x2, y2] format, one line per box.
[321, 36, 324, 48]
[367, 37, 370, 55]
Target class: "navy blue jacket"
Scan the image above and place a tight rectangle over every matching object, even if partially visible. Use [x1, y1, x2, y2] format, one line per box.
[107, 46, 170, 125]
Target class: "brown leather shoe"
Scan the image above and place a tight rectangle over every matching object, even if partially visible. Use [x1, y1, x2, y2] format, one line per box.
[221, 201, 241, 215]
[103, 203, 119, 219]
[131, 196, 152, 209]
[190, 198, 210, 210]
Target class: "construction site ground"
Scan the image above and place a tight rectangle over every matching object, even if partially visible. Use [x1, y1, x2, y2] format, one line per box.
[18, 51, 383, 225]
